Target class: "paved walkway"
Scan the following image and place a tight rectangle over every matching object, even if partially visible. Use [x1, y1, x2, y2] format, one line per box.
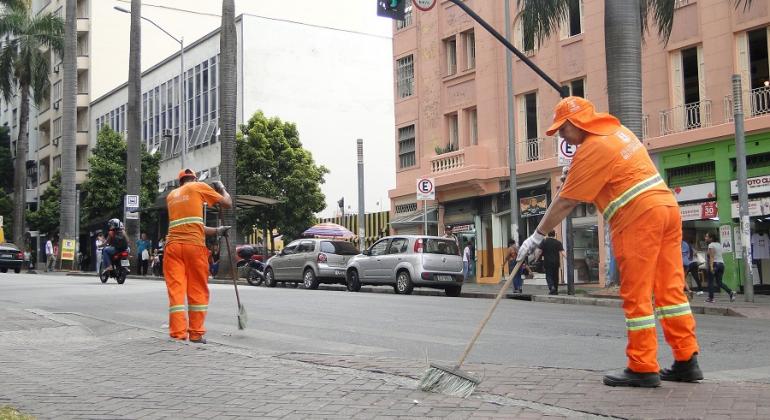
[1, 305, 769, 419]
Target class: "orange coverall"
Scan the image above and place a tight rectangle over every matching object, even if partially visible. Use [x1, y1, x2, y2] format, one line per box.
[164, 181, 223, 341]
[559, 125, 700, 373]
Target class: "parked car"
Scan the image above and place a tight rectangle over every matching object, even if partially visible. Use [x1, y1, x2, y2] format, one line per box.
[263, 238, 359, 289]
[0, 243, 24, 273]
[345, 235, 464, 297]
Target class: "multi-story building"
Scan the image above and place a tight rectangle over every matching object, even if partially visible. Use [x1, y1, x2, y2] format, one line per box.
[388, 0, 770, 289]
[91, 13, 393, 232]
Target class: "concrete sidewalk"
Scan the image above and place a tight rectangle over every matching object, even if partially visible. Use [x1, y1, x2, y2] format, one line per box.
[63, 270, 770, 320]
[1, 305, 769, 419]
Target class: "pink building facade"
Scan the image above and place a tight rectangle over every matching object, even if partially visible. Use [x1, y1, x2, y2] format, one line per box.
[389, 0, 770, 288]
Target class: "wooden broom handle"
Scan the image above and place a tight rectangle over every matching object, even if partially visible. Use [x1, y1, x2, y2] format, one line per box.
[455, 258, 525, 368]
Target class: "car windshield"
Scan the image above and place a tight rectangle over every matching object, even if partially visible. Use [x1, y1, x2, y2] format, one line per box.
[424, 239, 460, 255]
[323, 241, 359, 255]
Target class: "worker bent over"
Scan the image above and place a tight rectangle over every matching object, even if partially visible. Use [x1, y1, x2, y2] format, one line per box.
[164, 168, 233, 344]
[517, 97, 703, 387]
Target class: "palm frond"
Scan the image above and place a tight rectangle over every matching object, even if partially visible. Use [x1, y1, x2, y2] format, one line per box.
[516, 0, 571, 51]
[27, 12, 63, 54]
[29, 49, 49, 105]
[0, 8, 30, 38]
[734, 0, 753, 11]
[0, 40, 17, 103]
[641, 0, 674, 44]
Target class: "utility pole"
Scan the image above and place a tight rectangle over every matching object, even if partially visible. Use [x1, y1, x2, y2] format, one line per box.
[732, 75, 754, 302]
[357, 139, 366, 252]
[504, 0, 519, 246]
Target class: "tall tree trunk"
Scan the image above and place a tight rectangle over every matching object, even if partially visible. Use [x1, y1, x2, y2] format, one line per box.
[126, 0, 141, 268]
[604, 0, 643, 138]
[13, 88, 30, 251]
[59, 0, 77, 244]
[218, 0, 237, 278]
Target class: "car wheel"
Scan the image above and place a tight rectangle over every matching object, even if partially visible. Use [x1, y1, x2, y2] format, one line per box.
[445, 286, 462, 297]
[264, 268, 277, 287]
[396, 270, 414, 295]
[1, 268, 7, 273]
[303, 269, 319, 290]
[14, 267, 21, 274]
[346, 269, 361, 292]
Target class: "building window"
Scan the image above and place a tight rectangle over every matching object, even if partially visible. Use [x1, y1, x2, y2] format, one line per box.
[398, 125, 416, 169]
[467, 108, 478, 145]
[563, 78, 585, 98]
[39, 158, 49, 183]
[447, 113, 459, 150]
[53, 117, 62, 139]
[52, 155, 61, 171]
[396, 4, 412, 30]
[561, 0, 583, 38]
[517, 92, 539, 161]
[77, 32, 88, 56]
[465, 31, 476, 70]
[76, 145, 88, 170]
[396, 55, 414, 99]
[12, 109, 17, 127]
[445, 36, 457, 76]
[53, 81, 62, 105]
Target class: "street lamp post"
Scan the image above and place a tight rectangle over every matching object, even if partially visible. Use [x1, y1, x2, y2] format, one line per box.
[114, 6, 186, 168]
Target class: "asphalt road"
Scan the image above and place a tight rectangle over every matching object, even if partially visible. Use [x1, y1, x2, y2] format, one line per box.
[3, 272, 770, 382]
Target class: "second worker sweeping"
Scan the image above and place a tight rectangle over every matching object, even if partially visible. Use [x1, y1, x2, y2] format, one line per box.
[516, 96, 703, 387]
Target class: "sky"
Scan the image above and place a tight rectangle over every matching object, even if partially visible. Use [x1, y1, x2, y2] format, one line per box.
[92, 0, 396, 218]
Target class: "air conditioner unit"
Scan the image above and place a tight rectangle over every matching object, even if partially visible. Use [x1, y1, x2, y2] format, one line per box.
[53, 65, 60, 74]
[52, 138, 59, 146]
[53, 101, 59, 110]
[162, 129, 173, 137]
[586, 203, 597, 217]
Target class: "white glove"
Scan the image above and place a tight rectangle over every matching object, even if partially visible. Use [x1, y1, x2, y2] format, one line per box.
[517, 230, 545, 262]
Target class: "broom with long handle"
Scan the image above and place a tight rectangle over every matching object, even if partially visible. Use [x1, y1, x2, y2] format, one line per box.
[419, 258, 526, 398]
[218, 206, 247, 330]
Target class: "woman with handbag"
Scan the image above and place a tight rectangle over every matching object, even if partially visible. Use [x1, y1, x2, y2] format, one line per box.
[137, 232, 152, 276]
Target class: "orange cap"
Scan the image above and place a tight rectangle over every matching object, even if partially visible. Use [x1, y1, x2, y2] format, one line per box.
[178, 168, 197, 182]
[545, 96, 621, 137]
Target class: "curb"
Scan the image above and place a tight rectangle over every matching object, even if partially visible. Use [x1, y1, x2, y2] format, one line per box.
[63, 271, 746, 317]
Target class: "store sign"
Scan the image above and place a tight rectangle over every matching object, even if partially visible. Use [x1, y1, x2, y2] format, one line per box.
[60, 239, 76, 261]
[680, 201, 718, 221]
[730, 198, 770, 218]
[720, 225, 733, 253]
[520, 194, 547, 218]
[451, 223, 475, 233]
[671, 182, 715, 202]
[730, 174, 770, 195]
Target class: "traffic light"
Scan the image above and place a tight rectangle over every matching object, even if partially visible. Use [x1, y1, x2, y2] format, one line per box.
[377, 0, 406, 21]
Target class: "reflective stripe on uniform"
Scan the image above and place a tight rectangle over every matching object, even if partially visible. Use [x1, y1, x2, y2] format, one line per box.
[625, 315, 656, 331]
[168, 216, 204, 229]
[603, 174, 665, 221]
[188, 304, 208, 312]
[655, 302, 692, 319]
[169, 304, 186, 313]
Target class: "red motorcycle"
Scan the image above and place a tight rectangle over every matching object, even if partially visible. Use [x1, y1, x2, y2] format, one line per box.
[100, 250, 130, 285]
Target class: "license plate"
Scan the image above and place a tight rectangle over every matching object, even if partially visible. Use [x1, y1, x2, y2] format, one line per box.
[120, 259, 130, 267]
[1, 254, 11, 259]
[436, 275, 453, 282]
[335, 270, 344, 276]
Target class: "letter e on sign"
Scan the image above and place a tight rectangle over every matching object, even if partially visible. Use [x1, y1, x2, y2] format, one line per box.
[558, 137, 575, 167]
[416, 177, 435, 200]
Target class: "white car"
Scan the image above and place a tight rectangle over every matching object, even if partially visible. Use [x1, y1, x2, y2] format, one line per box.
[264, 239, 359, 289]
[345, 235, 464, 296]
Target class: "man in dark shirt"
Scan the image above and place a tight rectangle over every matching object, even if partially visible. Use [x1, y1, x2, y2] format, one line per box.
[539, 230, 564, 295]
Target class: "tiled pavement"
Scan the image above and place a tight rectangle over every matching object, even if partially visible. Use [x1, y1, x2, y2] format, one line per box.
[2, 306, 769, 419]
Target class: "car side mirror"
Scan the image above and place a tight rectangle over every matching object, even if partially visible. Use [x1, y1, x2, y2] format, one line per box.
[279, 249, 286, 256]
[362, 249, 371, 256]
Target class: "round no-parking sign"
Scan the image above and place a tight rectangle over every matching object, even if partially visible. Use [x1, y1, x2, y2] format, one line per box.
[557, 137, 575, 166]
[413, 0, 437, 12]
[416, 177, 435, 200]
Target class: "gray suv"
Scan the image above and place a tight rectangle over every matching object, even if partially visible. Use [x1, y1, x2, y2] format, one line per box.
[345, 235, 464, 297]
[264, 239, 359, 289]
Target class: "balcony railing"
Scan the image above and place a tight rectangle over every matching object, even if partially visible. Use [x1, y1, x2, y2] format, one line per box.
[724, 86, 770, 123]
[659, 100, 712, 136]
[431, 149, 464, 173]
[516, 137, 557, 164]
[642, 114, 649, 140]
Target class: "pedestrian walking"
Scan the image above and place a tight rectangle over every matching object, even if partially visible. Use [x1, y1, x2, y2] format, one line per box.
[704, 231, 736, 303]
[681, 238, 704, 296]
[462, 241, 472, 281]
[164, 169, 232, 344]
[137, 232, 152, 276]
[95, 232, 105, 273]
[539, 230, 564, 295]
[503, 239, 525, 293]
[516, 96, 702, 387]
[45, 235, 55, 272]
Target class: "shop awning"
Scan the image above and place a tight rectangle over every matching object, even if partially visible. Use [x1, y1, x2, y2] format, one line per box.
[389, 206, 438, 228]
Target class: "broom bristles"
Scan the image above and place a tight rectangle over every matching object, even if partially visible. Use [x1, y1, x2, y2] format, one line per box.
[237, 303, 247, 330]
[419, 363, 479, 398]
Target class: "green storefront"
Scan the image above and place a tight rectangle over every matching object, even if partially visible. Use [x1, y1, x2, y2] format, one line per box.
[657, 131, 770, 292]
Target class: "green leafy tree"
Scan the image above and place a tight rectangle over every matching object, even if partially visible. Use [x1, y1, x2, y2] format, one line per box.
[27, 171, 61, 236]
[80, 126, 160, 233]
[0, 126, 13, 239]
[236, 111, 328, 249]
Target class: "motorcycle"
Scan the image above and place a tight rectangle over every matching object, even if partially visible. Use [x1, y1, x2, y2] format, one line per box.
[100, 249, 130, 284]
[236, 245, 266, 286]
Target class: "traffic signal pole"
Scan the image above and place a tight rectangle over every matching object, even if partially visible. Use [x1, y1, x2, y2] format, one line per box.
[446, 0, 575, 293]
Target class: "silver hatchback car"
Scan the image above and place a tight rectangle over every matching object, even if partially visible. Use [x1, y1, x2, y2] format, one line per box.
[345, 235, 464, 296]
[264, 239, 359, 289]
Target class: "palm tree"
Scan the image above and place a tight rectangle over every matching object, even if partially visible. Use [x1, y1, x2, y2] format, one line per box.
[59, 0, 76, 243]
[126, 0, 141, 267]
[218, 0, 237, 277]
[517, 0, 754, 138]
[0, 1, 63, 250]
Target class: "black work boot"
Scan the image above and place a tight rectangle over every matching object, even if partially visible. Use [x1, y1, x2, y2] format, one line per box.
[660, 353, 703, 382]
[189, 337, 207, 344]
[603, 368, 661, 387]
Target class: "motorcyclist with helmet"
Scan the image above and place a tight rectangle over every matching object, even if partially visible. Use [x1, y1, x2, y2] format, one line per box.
[101, 218, 130, 275]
